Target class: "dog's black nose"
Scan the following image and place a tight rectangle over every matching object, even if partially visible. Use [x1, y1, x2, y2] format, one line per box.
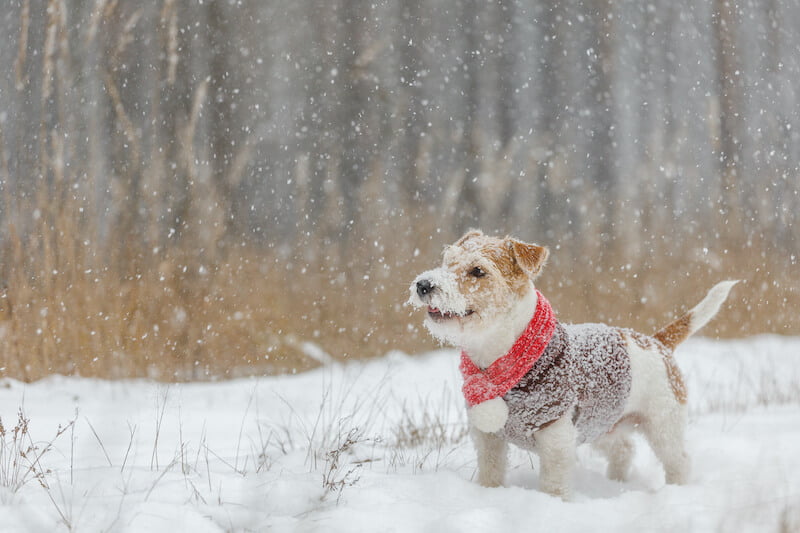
[416, 279, 434, 297]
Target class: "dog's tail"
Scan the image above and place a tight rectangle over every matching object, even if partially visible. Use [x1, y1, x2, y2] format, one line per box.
[654, 280, 739, 350]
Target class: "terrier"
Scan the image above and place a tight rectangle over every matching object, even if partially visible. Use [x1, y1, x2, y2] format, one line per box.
[408, 230, 737, 498]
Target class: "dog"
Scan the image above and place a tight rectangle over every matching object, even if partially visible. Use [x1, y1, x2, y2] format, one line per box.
[408, 230, 737, 498]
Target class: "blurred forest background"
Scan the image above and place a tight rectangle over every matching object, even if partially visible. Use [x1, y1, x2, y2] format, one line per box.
[0, 0, 798, 381]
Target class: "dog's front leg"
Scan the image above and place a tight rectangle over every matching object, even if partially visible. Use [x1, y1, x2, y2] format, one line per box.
[535, 412, 577, 499]
[471, 427, 508, 487]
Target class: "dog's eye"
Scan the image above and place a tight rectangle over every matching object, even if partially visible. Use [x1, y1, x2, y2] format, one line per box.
[469, 266, 486, 278]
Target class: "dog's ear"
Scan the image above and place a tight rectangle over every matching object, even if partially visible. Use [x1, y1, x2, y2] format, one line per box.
[455, 229, 484, 246]
[507, 238, 549, 278]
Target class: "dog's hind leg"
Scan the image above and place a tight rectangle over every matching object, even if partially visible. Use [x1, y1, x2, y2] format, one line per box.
[642, 403, 690, 485]
[624, 334, 691, 485]
[594, 429, 636, 482]
[472, 428, 508, 487]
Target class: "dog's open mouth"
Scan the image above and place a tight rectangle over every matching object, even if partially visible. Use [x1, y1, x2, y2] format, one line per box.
[427, 307, 474, 321]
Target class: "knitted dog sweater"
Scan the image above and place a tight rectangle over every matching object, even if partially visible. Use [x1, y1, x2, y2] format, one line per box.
[501, 321, 633, 447]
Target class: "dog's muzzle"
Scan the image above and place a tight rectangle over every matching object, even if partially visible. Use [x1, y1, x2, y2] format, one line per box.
[409, 268, 469, 320]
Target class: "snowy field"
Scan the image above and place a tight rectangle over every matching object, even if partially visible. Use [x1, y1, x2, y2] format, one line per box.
[1, 336, 799, 532]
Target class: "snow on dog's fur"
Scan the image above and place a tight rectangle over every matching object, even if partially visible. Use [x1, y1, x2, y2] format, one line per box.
[408, 230, 737, 498]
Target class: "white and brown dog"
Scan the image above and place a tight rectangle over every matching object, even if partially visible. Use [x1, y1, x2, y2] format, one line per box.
[408, 230, 737, 498]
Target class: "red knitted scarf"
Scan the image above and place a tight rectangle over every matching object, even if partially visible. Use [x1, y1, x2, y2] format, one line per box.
[459, 291, 556, 407]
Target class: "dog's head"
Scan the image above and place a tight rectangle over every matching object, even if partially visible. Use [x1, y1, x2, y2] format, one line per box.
[408, 230, 548, 345]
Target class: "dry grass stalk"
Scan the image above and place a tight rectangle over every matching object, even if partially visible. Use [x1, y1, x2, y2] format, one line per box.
[0, 409, 74, 497]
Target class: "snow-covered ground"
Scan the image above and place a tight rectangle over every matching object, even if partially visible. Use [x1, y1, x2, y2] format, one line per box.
[1, 336, 799, 532]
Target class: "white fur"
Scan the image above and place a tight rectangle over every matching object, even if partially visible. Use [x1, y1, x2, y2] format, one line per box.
[622, 339, 689, 484]
[616, 335, 690, 484]
[472, 429, 507, 487]
[534, 410, 578, 499]
[460, 287, 538, 368]
[467, 397, 509, 433]
[686, 280, 739, 336]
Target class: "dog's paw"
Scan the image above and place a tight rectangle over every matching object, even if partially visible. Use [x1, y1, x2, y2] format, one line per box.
[539, 480, 572, 501]
[477, 475, 504, 488]
[468, 397, 508, 433]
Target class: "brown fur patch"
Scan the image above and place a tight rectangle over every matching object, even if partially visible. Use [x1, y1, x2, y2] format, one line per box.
[654, 313, 692, 350]
[662, 352, 687, 404]
[625, 330, 688, 405]
[447, 231, 547, 300]
[507, 239, 548, 278]
[444, 233, 534, 311]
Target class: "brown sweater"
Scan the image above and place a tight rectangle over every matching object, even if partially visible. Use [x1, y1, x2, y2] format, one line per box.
[501, 322, 632, 448]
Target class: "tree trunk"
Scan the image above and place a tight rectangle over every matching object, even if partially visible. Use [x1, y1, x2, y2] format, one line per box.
[454, 0, 482, 234]
[712, 0, 745, 239]
[496, 0, 516, 150]
[397, 0, 425, 206]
